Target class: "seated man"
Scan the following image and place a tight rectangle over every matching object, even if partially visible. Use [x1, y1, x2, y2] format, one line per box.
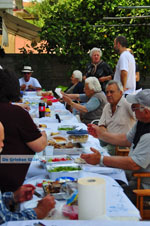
[0, 122, 55, 224]
[19, 66, 42, 91]
[98, 80, 136, 155]
[62, 77, 107, 125]
[81, 89, 150, 204]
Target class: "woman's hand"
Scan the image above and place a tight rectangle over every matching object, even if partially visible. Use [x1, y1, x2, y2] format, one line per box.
[62, 95, 73, 105]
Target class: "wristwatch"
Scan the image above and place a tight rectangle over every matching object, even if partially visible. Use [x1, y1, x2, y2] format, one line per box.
[99, 155, 105, 167]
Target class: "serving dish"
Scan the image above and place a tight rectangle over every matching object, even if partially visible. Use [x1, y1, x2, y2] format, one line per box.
[42, 179, 77, 200]
[68, 134, 88, 143]
[39, 155, 73, 167]
[58, 125, 77, 135]
[46, 163, 82, 180]
[53, 143, 85, 155]
[67, 129, 89, 143]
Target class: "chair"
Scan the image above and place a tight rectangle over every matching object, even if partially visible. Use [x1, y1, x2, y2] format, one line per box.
[115, 146, 130, 156]
[133, 172, 150, 220]
[91, 119, 100, 125]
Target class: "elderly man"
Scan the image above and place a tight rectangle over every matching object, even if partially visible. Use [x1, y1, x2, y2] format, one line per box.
[83, 47, 113, 92]
[62, 77, 107, 125]
[19, 66, 42, 91]
[98, 80, 136, 154]
[66, 70, 84, 94]
[114, 36, 136, 95]
[0, 122, 55, 224]
[81, 89, 150, 203]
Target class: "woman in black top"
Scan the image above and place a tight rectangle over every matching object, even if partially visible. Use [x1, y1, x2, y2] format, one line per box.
[84, 47, 113, 92]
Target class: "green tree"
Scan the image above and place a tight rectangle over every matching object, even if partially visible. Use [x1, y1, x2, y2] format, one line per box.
[24, 0, 150, 76]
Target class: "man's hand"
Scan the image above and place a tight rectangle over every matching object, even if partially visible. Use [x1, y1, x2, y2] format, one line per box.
[88, 124, 107, 139]
[81, 147, 101, 165]
[28, 85, 35, 90]
[20, 84, 26, 91]
[34, 195, 56, 219]
[13, 184, 35, 203]
[87, 124, 99, 138]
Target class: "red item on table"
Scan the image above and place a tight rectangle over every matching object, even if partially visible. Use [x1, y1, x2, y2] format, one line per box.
[62, 204, 78, 220]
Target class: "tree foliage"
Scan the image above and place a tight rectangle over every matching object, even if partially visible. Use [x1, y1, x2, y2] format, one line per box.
[25, 0, 150, 76]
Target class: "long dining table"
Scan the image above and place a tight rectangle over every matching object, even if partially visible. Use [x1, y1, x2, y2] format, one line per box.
[2, 91, 145, 225]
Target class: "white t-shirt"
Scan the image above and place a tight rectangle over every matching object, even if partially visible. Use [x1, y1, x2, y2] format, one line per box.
[114, 51, 136, 94]
[19, 77, 41, 90]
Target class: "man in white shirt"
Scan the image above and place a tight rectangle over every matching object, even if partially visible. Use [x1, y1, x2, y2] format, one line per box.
[114, 36, 136, 95]
[98, 80, 136, 155]
[19, 66, 42, 91]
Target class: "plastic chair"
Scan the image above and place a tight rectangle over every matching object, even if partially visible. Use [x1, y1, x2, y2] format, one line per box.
[91, 119, 100, 125]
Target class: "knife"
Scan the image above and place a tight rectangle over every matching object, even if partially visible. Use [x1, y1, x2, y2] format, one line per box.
[55, 114, 61, 123]
[34, 190, 43, 198]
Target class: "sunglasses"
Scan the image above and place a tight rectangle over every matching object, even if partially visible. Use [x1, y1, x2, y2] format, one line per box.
[131, 105, 145, 112]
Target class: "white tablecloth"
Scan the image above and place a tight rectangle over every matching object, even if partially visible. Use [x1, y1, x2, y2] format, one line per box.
[19, 93, 140, 222]
[2, 220, 150, 226]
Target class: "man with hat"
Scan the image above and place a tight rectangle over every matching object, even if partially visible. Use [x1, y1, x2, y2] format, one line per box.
[81, 89, 150, 203]
[19, 66, 42, 91]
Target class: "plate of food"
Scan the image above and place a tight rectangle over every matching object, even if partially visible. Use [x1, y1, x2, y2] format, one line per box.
[52, 135, 68, 144]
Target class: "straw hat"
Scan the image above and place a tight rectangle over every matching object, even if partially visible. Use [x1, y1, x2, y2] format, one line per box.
[22, 66, 33, 73]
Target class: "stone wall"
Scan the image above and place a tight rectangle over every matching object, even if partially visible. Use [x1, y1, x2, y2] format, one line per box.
[0, 54, 72, 91]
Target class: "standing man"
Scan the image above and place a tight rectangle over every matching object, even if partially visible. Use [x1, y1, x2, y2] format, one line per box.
[19, 66, 42, 91]
[114, 36, 136, 95]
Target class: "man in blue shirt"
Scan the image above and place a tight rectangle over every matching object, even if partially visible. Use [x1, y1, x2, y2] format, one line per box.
[0, 122, 55, 224]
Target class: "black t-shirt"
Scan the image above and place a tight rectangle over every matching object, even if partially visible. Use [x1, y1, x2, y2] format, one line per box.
[0, 103, 41, 192]
[85, 61, 113, 91]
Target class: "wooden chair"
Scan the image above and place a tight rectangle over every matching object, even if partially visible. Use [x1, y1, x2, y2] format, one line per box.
[133, 172, 150, 220]
[115, 146, 130, 156]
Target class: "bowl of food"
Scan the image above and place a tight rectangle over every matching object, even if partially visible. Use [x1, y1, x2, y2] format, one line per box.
[46, 163, 82, 180]
[67, 130, 88, 143]
[58, 125, 77, 135]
